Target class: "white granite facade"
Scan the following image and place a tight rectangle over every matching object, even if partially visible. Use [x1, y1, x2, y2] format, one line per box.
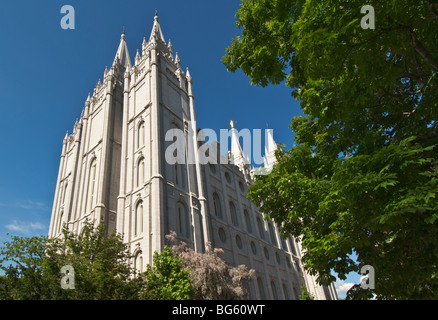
[48, 14, 337, 300]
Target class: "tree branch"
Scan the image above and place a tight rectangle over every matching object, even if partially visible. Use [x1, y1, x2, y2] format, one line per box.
[410, 30, 438, 71]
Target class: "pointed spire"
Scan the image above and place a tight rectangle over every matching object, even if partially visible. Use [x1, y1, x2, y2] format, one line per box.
[149, 11, 165, 43]
[230, 121, 250, 166]
[265, 128, 277, 155]
[113, 30, 132, 70]
[168, 39, 173, 55]
[135, 49, 141, 65]
[175, 52, 181, 69]
[263, 128, 278, 170]
[141, 37, 147, 56]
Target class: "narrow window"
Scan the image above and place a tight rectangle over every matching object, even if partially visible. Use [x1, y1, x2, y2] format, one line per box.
[271, 280, 278, 300]
[229, 201, 238, 227]
[213, 193, 222, 219]
[283, 284, 290, 300]
[138, 121, 145, 149]
[235, 234, 243, 249]
[257, 277, 266, 299]
[257, 217, 265, 240]
[134, 201, 143, 236]
[293, 285, 300, 299]
[177, 202, 189, 238]
[218, 227, 226, 243]
[268, 223, 278, 247]
[244, 209, 252, 234]
[134, 252, 143, 273]
[137, 158, 145, 187]
[174, 162, 185, 189]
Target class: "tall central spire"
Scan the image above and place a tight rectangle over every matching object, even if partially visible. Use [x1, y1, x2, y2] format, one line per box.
[149, 11, 165, 43]
[113, 30, 132, 70]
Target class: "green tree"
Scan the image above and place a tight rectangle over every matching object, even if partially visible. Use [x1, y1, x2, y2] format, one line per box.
[299, 286, 314, 300]
[0, 235, 47, 300]
[0, 222, 143, 300]
[43, 221, 143, 300]
[223, 0, 438, 299]
[140, 246, 195, 300]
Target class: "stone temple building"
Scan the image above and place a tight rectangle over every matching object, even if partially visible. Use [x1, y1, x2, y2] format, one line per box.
[48, 13, 337, 300]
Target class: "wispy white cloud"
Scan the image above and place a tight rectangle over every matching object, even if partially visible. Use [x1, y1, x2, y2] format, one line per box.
[334, 279, 355, 298]
[5, 220, 47, 235]
[0, 200, 49, 211]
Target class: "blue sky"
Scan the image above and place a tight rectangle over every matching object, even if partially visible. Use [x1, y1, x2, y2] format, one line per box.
[0, 0, 360, 298]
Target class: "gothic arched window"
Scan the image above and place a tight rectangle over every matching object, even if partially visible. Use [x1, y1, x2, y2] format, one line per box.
[174, 161, 185, 189]
[244, 209, 252, 234]
[134, 200, 143, 237]
[134, 251, 143, 273]
[176, 202, 190, 238]
[229, 201, 239, 227]
[256, 217, 265, 240]
[271, 280, 279, 300]
[257, 277, 266, 299]
[138, 121, 145, 149]
[268, 223, 278, 247]
[213, 192, 222, 219]
[282, 283, 290, 300]
[137, 157, 145, 187]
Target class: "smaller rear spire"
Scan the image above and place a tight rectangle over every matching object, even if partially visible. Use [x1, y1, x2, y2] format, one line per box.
[230, 121, 251, 167]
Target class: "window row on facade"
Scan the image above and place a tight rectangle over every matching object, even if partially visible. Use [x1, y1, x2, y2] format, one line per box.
[128, 198, 191, 241]
[54, 156, 98, 235]
[216, 226, 301, 273]
[254, 275, 301, 300]
[211, 192, 299, 256]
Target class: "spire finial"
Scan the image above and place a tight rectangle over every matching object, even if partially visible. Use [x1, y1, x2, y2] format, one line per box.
[122, 26, 125, 35]
[154, 9, 158, 21]
[175, 52, 181, 68]
[230, 120, 235, 129]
